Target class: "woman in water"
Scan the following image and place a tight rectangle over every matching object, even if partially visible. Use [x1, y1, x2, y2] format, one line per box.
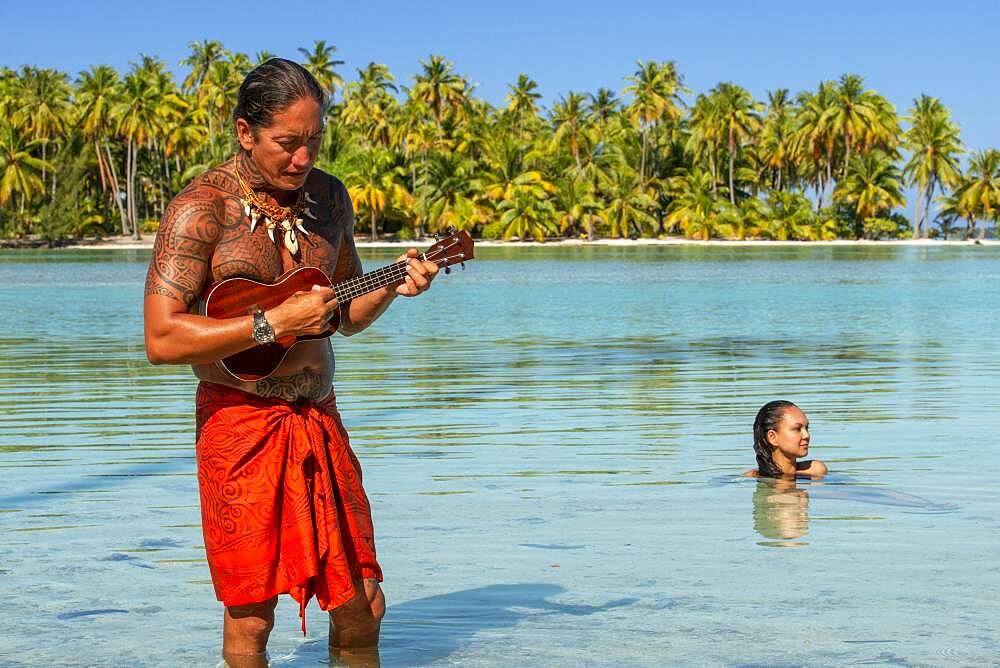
[745, 400, 827, 478]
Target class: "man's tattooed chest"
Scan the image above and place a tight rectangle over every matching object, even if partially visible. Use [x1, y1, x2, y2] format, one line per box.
[210, 227, 342, 284]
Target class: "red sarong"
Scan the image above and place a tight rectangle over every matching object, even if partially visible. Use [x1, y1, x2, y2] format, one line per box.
[195, 382, 381, 633]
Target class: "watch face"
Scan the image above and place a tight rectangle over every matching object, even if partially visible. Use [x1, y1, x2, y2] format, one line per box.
[253, 312, 275, 343]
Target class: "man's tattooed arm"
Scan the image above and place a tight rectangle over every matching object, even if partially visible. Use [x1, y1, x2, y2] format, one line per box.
[143, 177, 260, 366]
[255, 367, 331, 402]
[144, 187, 224, 307]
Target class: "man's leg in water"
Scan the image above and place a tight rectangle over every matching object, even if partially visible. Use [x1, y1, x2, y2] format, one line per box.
[329, 577, 386, 662]
[222, 597, 279, 668]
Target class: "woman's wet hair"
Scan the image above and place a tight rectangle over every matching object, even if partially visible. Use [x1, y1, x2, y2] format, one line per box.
[233, 58, 326, 131]
[753, 400, 798, 477]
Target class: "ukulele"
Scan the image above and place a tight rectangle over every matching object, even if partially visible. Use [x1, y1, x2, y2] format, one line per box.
[201, 230, 475, 381]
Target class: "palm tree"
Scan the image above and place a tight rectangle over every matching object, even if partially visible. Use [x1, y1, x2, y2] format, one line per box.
[180, 39, 225, 94]
[903, 95, 963, 238]
[0, 122, 52, 217]
[623, 61, 685, 185]
[685, 93, 723, 194]
[959, 149, 1000, 240]
[297, 40, 345, 100]
[709, 82, 762, 205]
[164, 106, 209, 187]
[793, 81, 837, 209]
[423, 152, 484, 234]
[498, 186, 557, 241]
[76, 65, 120, 190]
[601, 167, 657, 238]
[410, 55, 467, 133]
[76, 65, 128, 229]
[346, 148, 413, 241]
[341, 63, 398, 148]
[821, 74, 881, 178]
[762, 190, 816, 240]
[932, 191, 966, 239]
[113, 61, 170, 238]
[16, 66, 72, 194]
[549, 92, 589, 169]
[588, 88, 620, 126]
[254, 51, 277, 67]
[758, 89, 797, 192]
[199, 58, 242, 157]
[505, 74, 541, 138]
[226, 51, 254, 76]
[664, 168, 721, 239]
[834, 150, 906, 225]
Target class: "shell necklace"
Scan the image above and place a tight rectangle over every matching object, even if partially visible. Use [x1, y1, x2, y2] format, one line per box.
[234, 163, 317, 257]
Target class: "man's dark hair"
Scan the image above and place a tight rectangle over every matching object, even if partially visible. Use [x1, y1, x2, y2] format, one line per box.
[233, 58, 327, 131]
[753, 400, 798, 478]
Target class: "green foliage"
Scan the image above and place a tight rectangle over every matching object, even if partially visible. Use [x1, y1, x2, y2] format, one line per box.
[3, 44, 995, 244]
[862, 213, 911, 240]
[35, 147, 113, 241]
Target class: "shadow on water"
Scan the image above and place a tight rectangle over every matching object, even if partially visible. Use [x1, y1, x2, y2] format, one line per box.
[0, 461, 193, 509]
[274, 583, 637, 667]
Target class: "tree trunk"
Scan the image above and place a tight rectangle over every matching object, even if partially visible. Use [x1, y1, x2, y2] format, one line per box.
[105, 143, 129, 235]
[651, 123, 659, 182]
[371, 208, 377, 242]
[126, 139, 134, 235]
[130, 140, 143, 241]
[95, 141, 108, 193]
[913, 183, 925, 239]
[842, 130, 852, 178]
[709, 149, 717, 194]
[923, 182, 935, 239]
[639, 127, 647, 187]
[728, 130, 736, 205]
[419, 154, 428, 236]
[825, 147, 834, 201]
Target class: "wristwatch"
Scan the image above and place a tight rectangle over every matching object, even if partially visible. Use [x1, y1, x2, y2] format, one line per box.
[252, 308, 276, 345]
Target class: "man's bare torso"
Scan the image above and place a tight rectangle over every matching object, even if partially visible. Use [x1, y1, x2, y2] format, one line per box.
[148, 158, 361, 402]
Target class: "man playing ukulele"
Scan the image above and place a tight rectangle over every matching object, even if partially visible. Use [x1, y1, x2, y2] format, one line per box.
[143, 58, 438, 667]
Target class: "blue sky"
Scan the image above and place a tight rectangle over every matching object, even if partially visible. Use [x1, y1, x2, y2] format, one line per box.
[2, 0, 998, 153]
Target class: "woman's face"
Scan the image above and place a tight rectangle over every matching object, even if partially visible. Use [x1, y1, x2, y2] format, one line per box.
[238, 96, 324, 191]
[767, 406, 810, 461]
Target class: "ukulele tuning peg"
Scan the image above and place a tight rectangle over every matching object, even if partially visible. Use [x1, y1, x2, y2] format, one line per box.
[460, 261, 466, 270]
[444, 266, 452, 275]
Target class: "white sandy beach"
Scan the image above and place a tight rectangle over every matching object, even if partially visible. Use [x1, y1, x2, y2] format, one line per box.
[25, 235, 999, 251]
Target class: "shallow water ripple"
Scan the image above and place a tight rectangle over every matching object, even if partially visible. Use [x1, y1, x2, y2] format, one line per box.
[1, 246, 998, 665]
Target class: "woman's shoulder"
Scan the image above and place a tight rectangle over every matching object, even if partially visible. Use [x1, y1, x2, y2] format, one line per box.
[796, 460, 828, 477]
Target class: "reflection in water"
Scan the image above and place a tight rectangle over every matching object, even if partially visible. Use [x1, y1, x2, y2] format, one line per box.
[752, 478, 810, 547]
[750, 475, 954, 549]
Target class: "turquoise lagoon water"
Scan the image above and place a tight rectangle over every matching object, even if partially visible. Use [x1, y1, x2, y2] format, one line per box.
[0, 244, 998, 667]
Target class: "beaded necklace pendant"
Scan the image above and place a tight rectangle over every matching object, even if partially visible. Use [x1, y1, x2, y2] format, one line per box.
[235, 164, 318, 257]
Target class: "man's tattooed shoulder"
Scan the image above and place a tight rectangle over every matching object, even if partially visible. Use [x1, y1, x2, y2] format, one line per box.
[143, 187, 227, 305]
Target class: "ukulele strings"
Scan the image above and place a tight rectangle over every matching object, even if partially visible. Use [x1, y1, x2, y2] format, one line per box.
[332, 239, 466, 303]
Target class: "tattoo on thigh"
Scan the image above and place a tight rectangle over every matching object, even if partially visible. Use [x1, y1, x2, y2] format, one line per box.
[255, 367, 328, 402]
